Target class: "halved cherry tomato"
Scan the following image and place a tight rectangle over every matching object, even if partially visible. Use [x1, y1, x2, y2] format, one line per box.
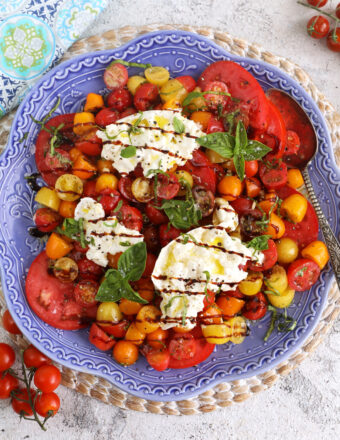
[74, 280, 99, 307]
[287, 258, 320, 291]
[103, 63, 128, 90]
[245, 160, 259, 178]
[83, 180, 97, 198]
[145, 201, 168, 225]
[156, 173, 180, 200]
[242, 292, 267, 320]
[159, 224, 181, 247]
[118, 176, 136, 202]
[77, 258, 103, 279]
[203, 80, 230, 111]
[168, 333, 196, 360]
[192, 186, 215, 217]
[245, 177, 261, 198]
[107, 87, 132, 112]
[203, 290, 216, 309]
[95, 108, 119, 127]
[134, 83, 159, 111]
[216, 295, 245, 318]
[146, 348, 170, 371]
[26, 251, 97, 330]
[206, 115, 225, 134]
[33, 208, 62, 232]
[230, 197, 254, 215]
[98, 319, 129, 338]
[75, 134, 102, 157]
[285, 130, 300, 155]
[89, 323, 116, 351]
[259, 155, 287, 189]
[143, 225, 160, 253]
[249, 239, 278, 272]
[182, 150, 217, 193]
[98, 190, 122, 215]
[120, 205, 143, 231]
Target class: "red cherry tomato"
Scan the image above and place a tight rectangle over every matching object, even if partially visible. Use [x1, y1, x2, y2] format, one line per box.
[134, 83, 159, 111]
[143, 225, 160, 253]
[34, 365, 61, 393]
[225, 287, 245, 300]
[176, 75, 196, 92]
[89, 323, 116, 351]
[182, 150, 217, 193]
[285, 130, 300, 155]
[33, 208, 62, 233]
[155, 173, 180, 200]
[120, 205, 143, 231]
[2, 310, 21, 335]
[95, 108, 119, 127]
[259, 155, 288, 190]
[119, 107, 137, 118]
[107, 88, 132, 112]
[34, 392, 60, 417]
[245, 160, 258, 178]
[244, 177, 261, 198]
[0, 373, 19, 399]
[118, 176, 136, 201]
[287, 259, 320, 292]
[249, 239, 278, 272]
[159, 224, 181, 247]
[98, 319, 129, 338]
[146, 348, 170, 371]
[74, 280, 99, 307]
[327, 28, 340, 52]
[206, 115, 224, 134]
[203, 80, 230, 111]
[11, 388, 36, 416]
[0, 343, 15, 372]
[307, 0, 327, 6]
[83, 180, 97, 198]
[307, 15, 330, 39]
[242, 292, 267, 320]
[103, 63, 128, 90]
[192, 186, 215, 217]
[230, 197, 254, 215]
[98, 189, 122, 215]
[168, 333, 196, 360]
[77, 258, 103, 279]
[23, 345, 52, 369]
[75, 131, 102, 156]
[203, 290, 216, 309]
[145, 201, 168, 225]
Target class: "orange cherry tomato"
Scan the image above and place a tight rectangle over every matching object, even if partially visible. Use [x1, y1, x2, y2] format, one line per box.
[287, 168, 304, 189]
[146, 328, 169, 349]
[113, 340, 139, 366]
[190, 111, 212, 131]
[200, 303, 223, 325]
[119, 299, 143, 315]
[301, 240, 330, 269]
[58, 200, 77, 218]
[45, 233, 73, 259]
[72, 155, 97, 180]
[216, 296, 245, 318]
[218, 175, 243, 201]
[245, 177, 261, 198]
[265, 212, 286, 239]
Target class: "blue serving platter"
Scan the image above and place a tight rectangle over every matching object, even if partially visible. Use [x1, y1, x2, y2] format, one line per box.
[0, 30, 339, 402]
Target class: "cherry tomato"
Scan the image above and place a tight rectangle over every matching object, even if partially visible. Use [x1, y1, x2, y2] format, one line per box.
[120, 205, 143, 231]
[0, 343, 15, 372]
[203, 289, 216, 309]
[75, 131, 102, 156]
[33, 208, 62, 232]
[2, 310, 21, 335]
[176, 75, 196, 92]
[83, 180, 97, 198]
[134, 83, 159, 111]
[77, 257, 103, 279]
[249, 239, 278, 272]
[118, 176, 136, 201]
[245, 160, 258, 178]
[113, 340, 138, 366]
[203, 80, 230, 111]
[146, 348, 170, 371]
[95, 108, 119, 127]
[145, 201, 168, 225]
[245, 177, 261, 198]
[74, 280, 99, 307]
[182, 150, 217, 193]
[327, 28, 340, 52]
[143, 225, 160, 253]
[239, 209, 264, 240]
[242, 292, 267, 320]
[103, 63, 128, 90]
[99, 319, 129, 338]
[307, 0, 327, 6]
[23, 345, 52, 368]
[307, 15, 330, 39]
[107, 87, 132, 112]
[142, 253, 157, 277]
[155, 173, 180, 200]
[12, 388, 36, 416]
[287, 258, 320, 291]
[168, 333, 196, 360]
[34, 392, 60, 417]
[206, 115, 225, 134]
[34, 365, 61, 393]
[146, 328, 169, 349]
[285, 130, 300, 155]
[159, 223, 181, 247]
[192, 186, 215, 217]
[89, 323, 116, 351]
[0, 373, 19, 399]
[230, 197, 254, 215]
[259, 156, 288, 190]
[98, 189, 122, 215]
[119, 107, 137, 118]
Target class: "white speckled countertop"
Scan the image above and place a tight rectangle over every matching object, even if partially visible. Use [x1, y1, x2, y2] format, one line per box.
[1, 1, 339, 439]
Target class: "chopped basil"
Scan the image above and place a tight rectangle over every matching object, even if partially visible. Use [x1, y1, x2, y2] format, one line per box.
[264, 305, 297, 341]
[246, 235, 271, 251]
[109, 59, 152, 69]
[173, 116, 185, 134]
[57, 218, 88, 248]
[120, 145, 137, 158]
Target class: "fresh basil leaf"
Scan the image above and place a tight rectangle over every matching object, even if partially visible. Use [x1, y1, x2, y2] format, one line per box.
[173, 116, 185, 134]
[197, 132, 235, 158]
[95, 269, 124, 302]
[121, 280, 148, 304]
[162, 199, 202, 230]
[236, 121, 248, 150]
[246, 235, 271, 251]
[182, 91, 204, 107]
[57, 218, 88, 248]
[118, 242, 147, 282]
[120, 145, 137, 158]
[243, 140, 272, 161]
[233, 152, 245, 182]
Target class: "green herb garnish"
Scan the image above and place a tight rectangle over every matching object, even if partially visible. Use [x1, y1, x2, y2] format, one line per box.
[120, 145, 137, 158]
[109, 59, 152, 69]
[264, 305, 297, 341]
[182, 90, 231, 107]
[173, 116, 185, 134]
[57, 218, 88, 248]
[246, 235, 271, 251]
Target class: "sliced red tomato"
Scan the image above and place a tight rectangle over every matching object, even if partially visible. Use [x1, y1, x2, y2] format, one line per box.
[266, 89, 317, 167]
[155, 173, 180, 200]
[287, 258, 320, 291]
[168, 333, 196, 361]
[168, 328, 215, 369]
[35, 114, 75, 186]
[181, 150, 217, 193]
[176, 75, 196, 92]
[25, 251, 97, 330]
[248, 239, 278, 272]
[276, 186, 319, 249]
[89, 323, 116, 351]
[146, 348, 170, 371]
[120, 205, 143, 231]
[259, 155, 288, 190]
[197, 61, 270, 131]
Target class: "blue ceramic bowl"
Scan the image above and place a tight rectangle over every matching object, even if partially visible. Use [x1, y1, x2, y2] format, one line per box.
[1, 30, 339, 402]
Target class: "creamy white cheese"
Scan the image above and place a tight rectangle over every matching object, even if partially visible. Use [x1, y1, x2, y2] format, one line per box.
[152, 225, 264, 330]
[98, 110, 204, 176]
[74, 198, 105, 221]
[84, 216, 144, 267]
[212, 198, 239, 231]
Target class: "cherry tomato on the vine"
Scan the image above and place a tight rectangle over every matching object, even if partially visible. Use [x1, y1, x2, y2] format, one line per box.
[34, 365, 61, 393]
[34, 392, 61, 417]
[11, 389, 36, 416]
[307, 16, 330, 39]
[23, 345, 52, 369]
[0, 343, 15, 372]
[307, 0, 327, 6]
[327, 28, 340, 52]
[2, 310, 21, 335]
[0, 373, 19, 399]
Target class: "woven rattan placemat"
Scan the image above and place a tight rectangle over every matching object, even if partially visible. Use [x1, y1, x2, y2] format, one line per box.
[0, 24, 339, 415]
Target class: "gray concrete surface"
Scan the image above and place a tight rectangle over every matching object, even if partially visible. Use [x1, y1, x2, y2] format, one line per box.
[1, 1, 339, 439]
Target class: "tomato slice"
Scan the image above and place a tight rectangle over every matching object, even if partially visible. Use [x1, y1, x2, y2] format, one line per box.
[146, 348, 170, 371]
[259, 155, 288, 190]
[168, 328, 215, 369]
[35, 114, 75, 186]
[156, 173, 180, 200]
[276, 186, 319, 249]
[182, 150, 217, 193]
[120, 205, 143, 231]
[89, 323, 116, 351]
[26, 251, 97, 330]
[168, 333, 196, 361]
[287, 258, 320, 291]
[197, 61, 270, 131]
[266, 89, 317, 167]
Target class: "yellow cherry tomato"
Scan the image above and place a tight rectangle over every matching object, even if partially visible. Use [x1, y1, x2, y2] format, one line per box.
[276, 237, 299, 264]
[96, 302, 122, 325]
[160, 79, 187, 103]
[55, 174, 83, 202]
[135, 305, 161, 334]
[125, 322, 146, 346]
[145, 66, 170, 87]
[224, 316, 248, 344]
[73, 112, 95, 136]
[95, 173, 118, 193]
[238, 271, 263, 296]
[301, 240, 330, 269]
[264, 265, 288, 295]
[35, 187, 61, 211]
[287, 168, 304, 189]
[127, 75, 147, 95]
[267, 287, 295, 309]
[201, 323, 230, 344]
[174, 170, 193, 196]
[281, 194, 308, 223]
